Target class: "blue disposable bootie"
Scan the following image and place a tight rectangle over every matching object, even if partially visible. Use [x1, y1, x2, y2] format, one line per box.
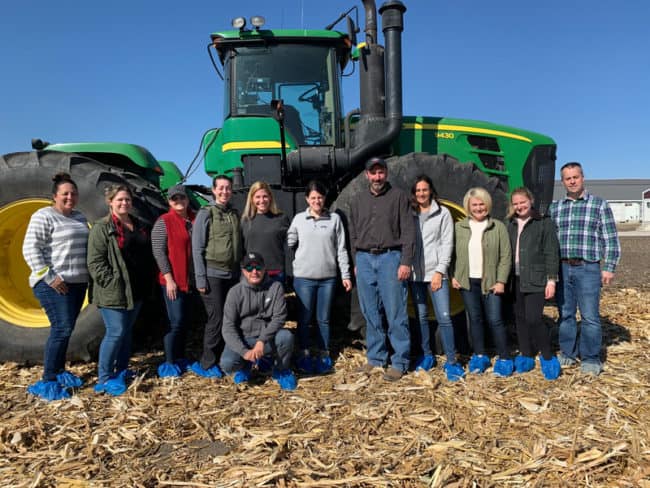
[273, 369, 297, 390]
[415, 354, 436, 371]
[158, 362, 182, 378]
[443, 362, 465, 382]
[56, 371, 83, 388]
[94, 376, 127, 396]
[117, 369, 136, 382]
[233, 369, 251, 384]
[493, 358, 514, 377]
[296, 354, 315, 374]
[514, 355, 535, 374]
[468, 354, 491, 374]
[255, 355, 273, 373]
[315, 356, 333, 374]
[189, 361, 224, 378]
[540, 356, 561, 380]
[28, 380, 71, 401]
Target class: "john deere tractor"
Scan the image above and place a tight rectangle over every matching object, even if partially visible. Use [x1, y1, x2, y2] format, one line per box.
[0, 0, 555, 363]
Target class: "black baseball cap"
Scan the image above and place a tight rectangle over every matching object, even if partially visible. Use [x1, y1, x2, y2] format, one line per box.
[241, 252, 265, 269]
[167, 184, 188, 199]
[365, 156, 387, 170]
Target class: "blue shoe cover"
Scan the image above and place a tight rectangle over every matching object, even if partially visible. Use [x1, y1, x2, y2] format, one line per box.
[415, 354, 436, 371]
[273, 369, 297, 390]
[56, 371, 83, 388]
[514, 355, 535, 374]
[158, 362, 182, 378]
[540, 356, 561, 380]
[233, 369, 251, 384]
[315, 356, 333, 374]
[255, 355, 273, 373]
[175, 358, 191, 373]
[189, 361, 224, 378]
[94, 377, 127, 396]
[493, 358, 514, 377]
[28, 380, 71, 401]
[296, 354, 315, 374]
[443, 362, 465, 382]
[116, 369, 136, 382]
[468, 354, 491, 374]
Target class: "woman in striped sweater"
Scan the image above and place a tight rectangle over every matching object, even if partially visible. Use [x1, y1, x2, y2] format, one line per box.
[22, 172, 89, 401]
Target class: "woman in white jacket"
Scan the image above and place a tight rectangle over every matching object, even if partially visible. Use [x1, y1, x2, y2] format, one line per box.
[410, 175, 465, 381]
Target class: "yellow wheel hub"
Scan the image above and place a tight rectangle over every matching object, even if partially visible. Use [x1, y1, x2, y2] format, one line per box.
[0, 199, 54, 327]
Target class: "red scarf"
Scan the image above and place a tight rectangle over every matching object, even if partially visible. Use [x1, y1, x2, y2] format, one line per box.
[157, 208, 195, 292]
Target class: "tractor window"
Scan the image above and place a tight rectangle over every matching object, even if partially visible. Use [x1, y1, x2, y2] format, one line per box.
[225, 44, 341, 146]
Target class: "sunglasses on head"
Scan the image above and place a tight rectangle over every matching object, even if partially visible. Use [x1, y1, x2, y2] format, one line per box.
[171, 194, 187, 201]
[244, 264, 263, 272]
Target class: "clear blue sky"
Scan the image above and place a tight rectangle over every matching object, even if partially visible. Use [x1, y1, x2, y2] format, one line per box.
[1, 0, 648, 184]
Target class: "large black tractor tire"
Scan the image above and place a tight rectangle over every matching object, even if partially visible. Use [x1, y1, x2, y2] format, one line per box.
[0, 150, 166, 364]
[332, 152, 508, 348]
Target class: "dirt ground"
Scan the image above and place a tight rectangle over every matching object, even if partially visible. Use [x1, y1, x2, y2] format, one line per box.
[0, 237, 648, 487]
[613, 237, 650, 290]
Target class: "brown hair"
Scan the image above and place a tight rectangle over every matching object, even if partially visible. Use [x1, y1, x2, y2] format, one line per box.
[104, 184, 133, 204]
[410, 174, 439, 210]
[52, 172, 78, 195]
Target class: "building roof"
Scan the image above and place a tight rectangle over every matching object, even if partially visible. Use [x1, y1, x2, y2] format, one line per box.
[553, 179, 650, 201]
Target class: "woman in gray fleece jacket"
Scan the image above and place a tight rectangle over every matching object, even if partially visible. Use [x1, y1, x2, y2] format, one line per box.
[287, 180, 352, 375]
[409, 175, 465, 381]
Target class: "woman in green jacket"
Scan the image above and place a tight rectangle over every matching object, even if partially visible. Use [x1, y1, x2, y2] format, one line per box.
[507, 187, 561, 380]
[451, 187, 513, 376]
[87, 184, 152, 395]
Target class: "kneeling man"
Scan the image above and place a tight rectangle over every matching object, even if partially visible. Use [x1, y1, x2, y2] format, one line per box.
[220, 252, 296, 390]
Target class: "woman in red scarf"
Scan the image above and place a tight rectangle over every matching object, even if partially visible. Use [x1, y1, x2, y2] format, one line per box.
[151, 185, 196, 377]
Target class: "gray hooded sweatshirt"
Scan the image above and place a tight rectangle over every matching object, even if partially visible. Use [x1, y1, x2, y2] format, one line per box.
[221, 274, 287, 357]
[411, 200, 454, 282]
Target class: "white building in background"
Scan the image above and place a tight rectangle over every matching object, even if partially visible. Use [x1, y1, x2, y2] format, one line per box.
[552, 179, 650, 223]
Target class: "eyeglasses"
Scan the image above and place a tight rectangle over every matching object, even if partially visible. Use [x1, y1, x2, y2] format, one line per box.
[244, 264, 263, 272]
[170, 195, 187, 201]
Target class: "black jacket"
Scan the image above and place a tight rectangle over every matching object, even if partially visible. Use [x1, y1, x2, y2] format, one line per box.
[506, 211, 559, 293]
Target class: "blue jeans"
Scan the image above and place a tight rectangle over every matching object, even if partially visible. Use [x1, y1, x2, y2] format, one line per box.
[557, 261, 602, 364]
[161, 286, 192, 363]
[293, 277, 336, 351]
[355, 250, 410, 372]
[220, 328, 295, 373]
[461, 278, 509, 358]
[97, 302, 143, 383]
[33, 281, 87, 381]
[410, 279, 457, 363]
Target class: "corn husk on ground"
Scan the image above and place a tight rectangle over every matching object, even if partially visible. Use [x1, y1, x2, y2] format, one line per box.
[1, 288, 649, 487]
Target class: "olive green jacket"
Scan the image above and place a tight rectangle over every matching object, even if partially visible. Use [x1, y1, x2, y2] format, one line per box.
[452, 217, 512, 294]
[87, 215, 150, 310]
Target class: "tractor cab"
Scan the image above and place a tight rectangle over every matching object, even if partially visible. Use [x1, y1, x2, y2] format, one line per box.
[204, 27, 352, 188]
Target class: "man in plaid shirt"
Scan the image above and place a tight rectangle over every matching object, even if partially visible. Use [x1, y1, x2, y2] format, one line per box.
[549, 162, 620, 376]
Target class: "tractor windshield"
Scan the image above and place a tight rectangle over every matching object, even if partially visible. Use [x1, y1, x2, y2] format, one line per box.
[225, 44, 341, 146]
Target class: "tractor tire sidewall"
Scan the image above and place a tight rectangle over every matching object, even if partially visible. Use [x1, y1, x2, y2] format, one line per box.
[0, 151, 165, 364]
[332, 152, 509, 350]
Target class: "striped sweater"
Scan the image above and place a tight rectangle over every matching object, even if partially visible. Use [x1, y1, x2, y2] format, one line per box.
[22, 206, 89, 287]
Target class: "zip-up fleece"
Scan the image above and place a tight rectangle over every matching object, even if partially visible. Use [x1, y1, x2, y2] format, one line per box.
[452, 217, 511, 294]
[411, 200, 454, 281]
[221, 275, 287, 357]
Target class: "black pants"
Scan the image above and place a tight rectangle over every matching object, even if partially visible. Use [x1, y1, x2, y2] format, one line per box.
[199, 276, 233, 369]
[513, 277, 552, 360]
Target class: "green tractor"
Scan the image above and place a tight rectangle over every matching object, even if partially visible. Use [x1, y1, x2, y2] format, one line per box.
[0, 0, 555, 363]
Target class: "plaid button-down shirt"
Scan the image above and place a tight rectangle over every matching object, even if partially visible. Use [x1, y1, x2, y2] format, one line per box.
[548, 191, 620, 272]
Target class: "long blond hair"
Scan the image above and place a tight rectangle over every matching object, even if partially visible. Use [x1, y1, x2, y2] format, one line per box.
[242, 181, 282, 221]
[104, 184, 133, 217]
[506, 187, 535, 219]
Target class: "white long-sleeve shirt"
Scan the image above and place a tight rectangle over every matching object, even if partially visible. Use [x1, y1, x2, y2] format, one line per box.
[22, 206, 89, 287]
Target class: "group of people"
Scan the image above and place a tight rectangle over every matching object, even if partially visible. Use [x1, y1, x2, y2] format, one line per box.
[22, 156, 620, 401]
[349, 157, 620, 382]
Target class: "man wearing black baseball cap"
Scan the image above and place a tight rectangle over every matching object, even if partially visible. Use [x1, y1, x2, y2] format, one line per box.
[348, 156, 415, 381]
[219, 252, 297, 390]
